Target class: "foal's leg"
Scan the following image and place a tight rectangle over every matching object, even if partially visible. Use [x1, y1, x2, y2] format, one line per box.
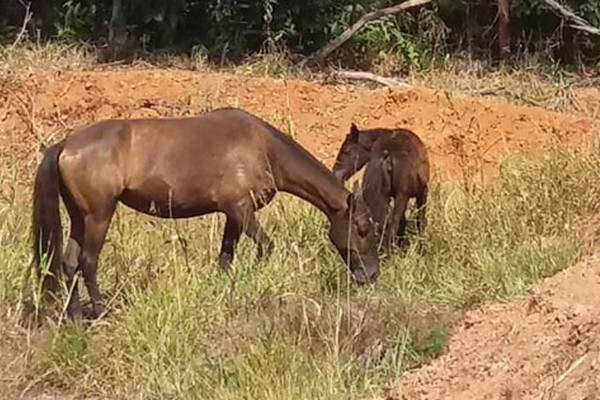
[79, 211, 114, 319]
[244, 212, 274, 262]
[218, 212, 243, 270]
[387, 194, 409, 250]
[415, 187, 428, 236]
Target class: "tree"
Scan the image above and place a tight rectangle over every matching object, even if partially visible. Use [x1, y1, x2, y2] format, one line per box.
[107, 0, 127, 61]
[497, 0, 510, 57]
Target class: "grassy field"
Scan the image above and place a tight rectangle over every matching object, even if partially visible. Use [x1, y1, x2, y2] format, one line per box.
[2, 137, 600, 399]
[1, 43, 600, 399]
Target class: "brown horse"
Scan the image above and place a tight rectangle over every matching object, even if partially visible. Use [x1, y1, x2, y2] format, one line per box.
[30, 107, 380, 321]
[332, 123, 430, 251]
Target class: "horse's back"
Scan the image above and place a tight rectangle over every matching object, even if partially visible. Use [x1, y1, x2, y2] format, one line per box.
[57, 108, 280, 218]
[371, 129, 430, 196]
[61, 108, 271, 175]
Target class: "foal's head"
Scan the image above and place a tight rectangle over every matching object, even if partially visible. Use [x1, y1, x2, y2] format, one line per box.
[332, 123, 370, 183]
[328, 183, 380, 285]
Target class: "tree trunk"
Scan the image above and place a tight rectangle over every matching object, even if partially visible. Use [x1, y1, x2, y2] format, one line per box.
[108, 0, 127, 61]
[497, 0, 510, 57]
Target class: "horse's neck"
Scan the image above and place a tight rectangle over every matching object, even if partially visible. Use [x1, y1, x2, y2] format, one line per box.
[273, 140, 347, 218]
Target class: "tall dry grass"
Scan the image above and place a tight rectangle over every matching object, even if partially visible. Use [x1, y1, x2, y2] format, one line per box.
[1, 139, 600, 399]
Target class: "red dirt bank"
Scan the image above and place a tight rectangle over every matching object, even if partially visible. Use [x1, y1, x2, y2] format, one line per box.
[2, 69, 594, 181]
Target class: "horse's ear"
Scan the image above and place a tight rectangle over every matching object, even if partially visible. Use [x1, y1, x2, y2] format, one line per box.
[348, 123, 359, 143]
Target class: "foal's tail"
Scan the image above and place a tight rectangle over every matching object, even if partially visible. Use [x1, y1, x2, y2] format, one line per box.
[381, 150, 393, 192]
[31, 141, 66, 298]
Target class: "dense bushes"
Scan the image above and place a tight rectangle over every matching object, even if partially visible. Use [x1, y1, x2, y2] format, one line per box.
[1, 0, 599, 69]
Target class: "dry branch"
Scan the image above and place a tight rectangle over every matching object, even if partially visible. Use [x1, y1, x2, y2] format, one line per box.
[10, 0, 33, 49]
[543, 0, 600, 36]
[327, 70, 412, 88]
[307, 0, 434, 65]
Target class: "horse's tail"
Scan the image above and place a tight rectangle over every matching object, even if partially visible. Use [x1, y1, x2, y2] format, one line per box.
[31, 141, 66, 298]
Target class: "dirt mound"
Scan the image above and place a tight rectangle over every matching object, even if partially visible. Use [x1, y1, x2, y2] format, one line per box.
[381, 252, 600, 400]
[2, 69, 594, 180]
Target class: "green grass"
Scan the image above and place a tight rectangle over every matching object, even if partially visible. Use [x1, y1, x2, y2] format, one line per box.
[2, 141, 600, 399]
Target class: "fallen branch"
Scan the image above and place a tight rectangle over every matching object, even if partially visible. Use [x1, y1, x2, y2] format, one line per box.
[307, 0, 434, 65]
[543, 0, 600, 36]
[326, 70, 412, 88]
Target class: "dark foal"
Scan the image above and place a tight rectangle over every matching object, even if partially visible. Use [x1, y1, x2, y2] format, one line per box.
[332, 123, 430, 251]
[29, 108, 380, 321]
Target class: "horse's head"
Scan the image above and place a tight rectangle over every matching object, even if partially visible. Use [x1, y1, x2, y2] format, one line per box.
[332, 123, 370, 183]
[328, 182, 380, 285]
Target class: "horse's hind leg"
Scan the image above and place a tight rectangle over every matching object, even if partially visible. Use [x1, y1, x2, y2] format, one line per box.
[416, 187, 428, 236]
[218, 212, 243, 270]
[244, 212, 273, 263]
[61, 190, 85, 320]
[387, 194, 409, 250]
[79, 210, 114, 319]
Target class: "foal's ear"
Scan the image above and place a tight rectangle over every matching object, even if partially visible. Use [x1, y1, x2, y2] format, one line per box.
[348, 123, 359, 143]
[346, 182, 361, 210]
[346, 191, 355, 211]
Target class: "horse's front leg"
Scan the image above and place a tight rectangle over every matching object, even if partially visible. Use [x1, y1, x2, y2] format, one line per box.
[218, 212, 243, 270]
[243, 212, 274, 263]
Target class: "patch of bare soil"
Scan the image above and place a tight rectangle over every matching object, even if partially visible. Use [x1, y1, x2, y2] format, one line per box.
[1, 69, 594, 182]
[380, 251, 600, 400]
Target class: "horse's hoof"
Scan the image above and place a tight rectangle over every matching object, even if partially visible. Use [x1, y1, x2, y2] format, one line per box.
[91, 304, 107, 320]
[68, 310, 84, 322]
[19, 307, 44, 329]
[218, 255, 233, 271]
[255, 246, 274, 264]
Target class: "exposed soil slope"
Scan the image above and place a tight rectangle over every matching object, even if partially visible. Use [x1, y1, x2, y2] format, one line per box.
[381, 226, 600, 400]
[1, 69, 594, 181]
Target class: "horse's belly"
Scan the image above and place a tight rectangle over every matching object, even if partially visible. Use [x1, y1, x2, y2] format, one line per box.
[118, 188, 219, 219]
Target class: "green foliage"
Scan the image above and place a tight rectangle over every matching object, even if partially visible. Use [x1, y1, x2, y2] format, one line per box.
[54, 0, 96, 42]
[1, 0, 599, 68]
